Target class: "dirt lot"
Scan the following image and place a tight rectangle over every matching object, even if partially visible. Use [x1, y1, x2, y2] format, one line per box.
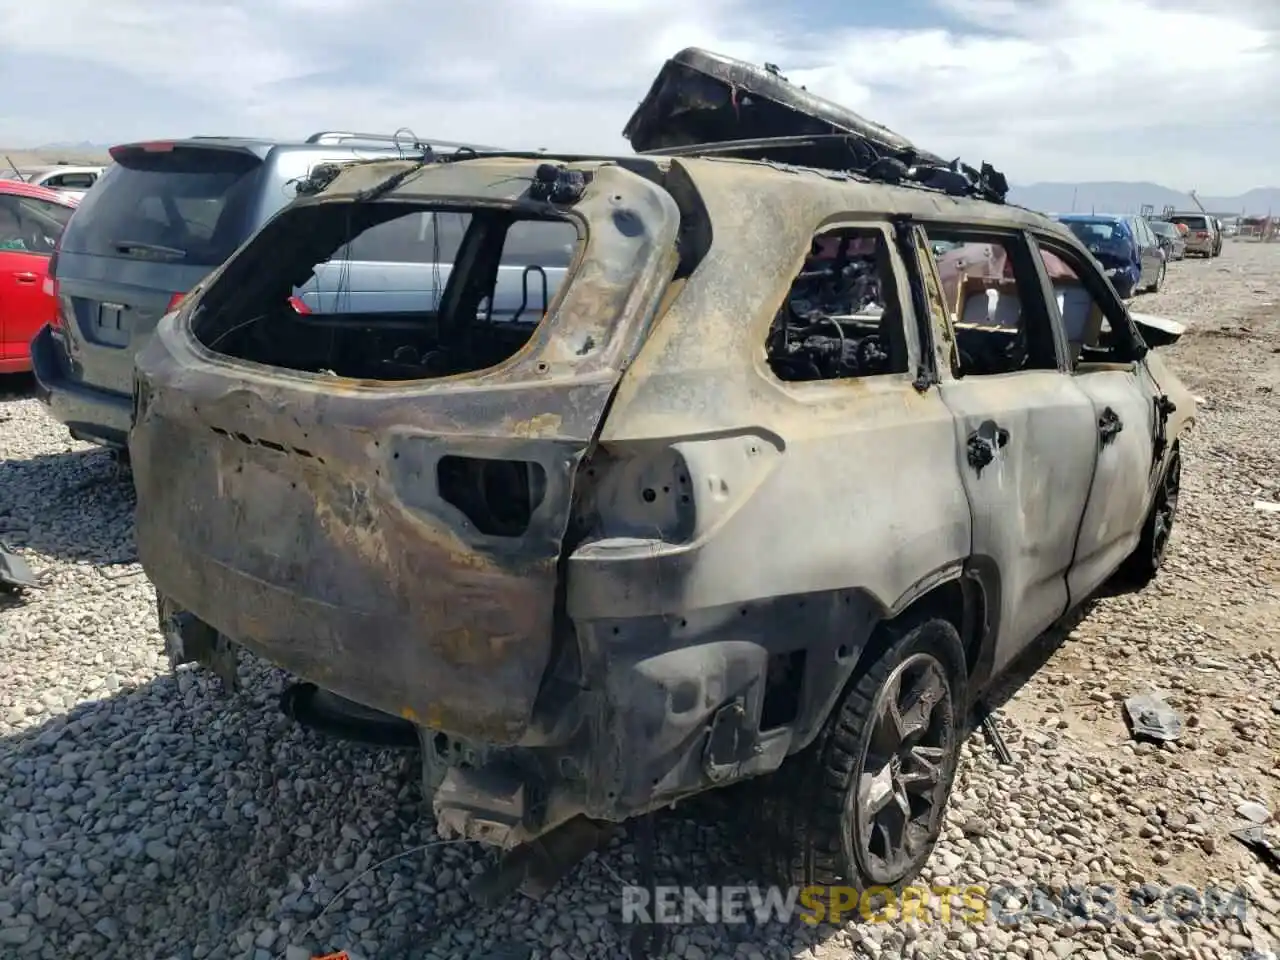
[0, 243, 1276, 960]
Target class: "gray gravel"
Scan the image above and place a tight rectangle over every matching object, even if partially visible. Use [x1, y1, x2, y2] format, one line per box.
[1, 242, 1278, 960]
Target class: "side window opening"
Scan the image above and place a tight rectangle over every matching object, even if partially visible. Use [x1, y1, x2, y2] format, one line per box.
[1035, 241, 1134, 368]
[922, 229, 1059, 377]
[765, 225, 910, 383]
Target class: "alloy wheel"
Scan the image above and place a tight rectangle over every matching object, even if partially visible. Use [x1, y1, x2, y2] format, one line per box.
[849, 653, 956, 885]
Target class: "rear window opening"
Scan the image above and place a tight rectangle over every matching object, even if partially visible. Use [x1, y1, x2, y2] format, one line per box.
[1170, 215, 1207, 231]
[191, 202, 581, 382]
[1062, 220, 1126, 245]
[60, 146, 263, 266]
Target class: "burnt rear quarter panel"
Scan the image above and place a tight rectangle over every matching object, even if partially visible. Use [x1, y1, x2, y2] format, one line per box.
[565, 159, 975, 807]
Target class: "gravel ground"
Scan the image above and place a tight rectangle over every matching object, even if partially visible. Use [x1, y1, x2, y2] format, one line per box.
[1, 242, 1278, 960]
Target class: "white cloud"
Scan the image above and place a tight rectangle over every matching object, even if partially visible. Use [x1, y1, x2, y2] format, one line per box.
[2, 0, 1276, 191]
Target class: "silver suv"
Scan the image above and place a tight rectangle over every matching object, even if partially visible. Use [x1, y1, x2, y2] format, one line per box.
[33, 131, 570, 450]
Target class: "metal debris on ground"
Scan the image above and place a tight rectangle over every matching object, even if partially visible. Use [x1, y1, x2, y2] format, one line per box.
[976, 704, 1015, 764]
[0, 542, 38, 594]
[1123, 693, 1183, 742]
[1231, 825, 1280, 873]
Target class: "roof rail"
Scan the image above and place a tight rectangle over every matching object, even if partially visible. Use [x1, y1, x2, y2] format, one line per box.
[305, 131, 504, 152]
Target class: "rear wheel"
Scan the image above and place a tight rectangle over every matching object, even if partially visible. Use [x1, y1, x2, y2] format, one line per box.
[1116, 445, 1181, 589]
[751, 616, 966, 907]
[1149, 260, 1166, 293]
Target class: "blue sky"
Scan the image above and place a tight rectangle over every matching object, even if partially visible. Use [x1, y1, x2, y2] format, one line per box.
[4, 0, 1277, 193]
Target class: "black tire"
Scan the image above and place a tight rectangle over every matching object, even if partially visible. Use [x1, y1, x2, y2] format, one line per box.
[1149, 260, 1166, 293]
[1115, 444, 1181, 589]
[750, 615, 967, 909]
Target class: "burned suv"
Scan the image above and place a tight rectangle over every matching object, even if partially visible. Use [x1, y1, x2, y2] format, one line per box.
[130, 50, 1194, 908]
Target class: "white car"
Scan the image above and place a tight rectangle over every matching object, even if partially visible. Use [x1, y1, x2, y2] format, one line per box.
[6, 164, 105, 200]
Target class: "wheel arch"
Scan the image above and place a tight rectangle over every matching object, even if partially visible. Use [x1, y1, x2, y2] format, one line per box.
[839, 559, 1000, 720]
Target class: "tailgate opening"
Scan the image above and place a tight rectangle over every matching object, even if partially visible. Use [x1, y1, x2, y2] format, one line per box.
[190, 201, 582, 382]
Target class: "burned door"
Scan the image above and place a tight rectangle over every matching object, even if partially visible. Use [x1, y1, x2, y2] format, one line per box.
[1029, 234, 1161, 601]
[919, 225, 1098, 673]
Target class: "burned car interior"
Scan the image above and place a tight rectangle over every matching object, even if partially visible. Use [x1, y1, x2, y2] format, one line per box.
[925, 229, 1061, 377]
[189, 203, 582, 382]
[766, 228, 909, 381]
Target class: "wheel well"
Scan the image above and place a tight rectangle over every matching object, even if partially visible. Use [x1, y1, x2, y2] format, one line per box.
[850, 577, 986, 687]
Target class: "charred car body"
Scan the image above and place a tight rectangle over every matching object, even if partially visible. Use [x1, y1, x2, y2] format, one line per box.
[129, 50, 1195, 901]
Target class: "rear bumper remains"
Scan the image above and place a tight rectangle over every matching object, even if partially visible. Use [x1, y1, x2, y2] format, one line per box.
[30, 324, 132, 447]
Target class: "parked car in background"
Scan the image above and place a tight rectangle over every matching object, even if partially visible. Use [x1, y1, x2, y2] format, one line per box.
[3, 164, 106, 201]
[1167, 212, 1217, 257]
[32, 131, 536, 451]
[1055, 213, 1165, 297]
[0, 181, 78, 373]
[1149, 219, 1186, 261]
[25, 166, 105, 200]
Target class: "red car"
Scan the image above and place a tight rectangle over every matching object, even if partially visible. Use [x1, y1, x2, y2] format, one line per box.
[0, 180, 78, 373]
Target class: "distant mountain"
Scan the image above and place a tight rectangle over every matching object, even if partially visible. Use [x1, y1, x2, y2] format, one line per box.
[30, 140, 112, 152]
[1008, 181, 1280, 217]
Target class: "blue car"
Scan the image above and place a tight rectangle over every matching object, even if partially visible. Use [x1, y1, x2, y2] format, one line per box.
[1054, 214, 1166, 299]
